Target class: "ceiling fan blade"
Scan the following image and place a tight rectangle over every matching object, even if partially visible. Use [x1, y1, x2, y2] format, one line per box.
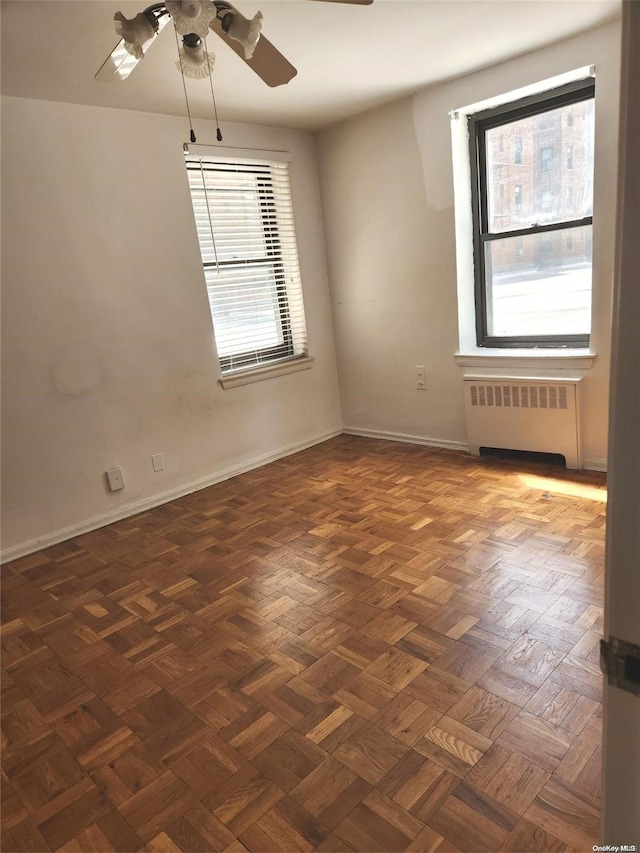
[210, 18, 297, 87]
[95, 39, 143, 81]
[95, 8, 171, 82]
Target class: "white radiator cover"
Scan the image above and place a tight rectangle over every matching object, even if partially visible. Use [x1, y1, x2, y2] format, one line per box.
[463, 375, 582, 469]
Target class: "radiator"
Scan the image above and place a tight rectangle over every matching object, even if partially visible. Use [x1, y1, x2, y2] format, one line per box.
[463, 375, 582, 469]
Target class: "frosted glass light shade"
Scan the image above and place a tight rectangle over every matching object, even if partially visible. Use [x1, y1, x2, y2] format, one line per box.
[176, 41, 215, 78]
[166, 0, 217, 37]
[114, 11, 156, 59]
[218, 9, 263, 59]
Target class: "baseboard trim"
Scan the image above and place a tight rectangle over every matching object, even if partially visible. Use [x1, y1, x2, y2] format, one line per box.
[583, 456, 608, 472]
[343, 429, 608, 472]
[343, 427, 469, 454]
[1, 427, 343, 564]
[2, 428, 605, 563]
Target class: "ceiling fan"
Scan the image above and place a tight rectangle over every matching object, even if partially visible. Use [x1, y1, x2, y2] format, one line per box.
[96, 0, 373, 89]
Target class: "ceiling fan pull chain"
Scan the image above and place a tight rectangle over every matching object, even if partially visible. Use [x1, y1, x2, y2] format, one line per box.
[204, 39, 223, 141]
[173, 23, 197, 142]
[199, 160, 220, 273]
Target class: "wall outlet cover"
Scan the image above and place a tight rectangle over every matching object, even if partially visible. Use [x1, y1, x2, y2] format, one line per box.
[106, 468, 125, 491]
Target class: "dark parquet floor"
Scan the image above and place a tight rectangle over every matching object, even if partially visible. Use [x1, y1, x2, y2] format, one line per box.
[1, 436, 606, 852]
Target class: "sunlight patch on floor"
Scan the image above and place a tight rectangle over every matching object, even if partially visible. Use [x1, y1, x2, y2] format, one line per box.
[519, 473, 607, 503]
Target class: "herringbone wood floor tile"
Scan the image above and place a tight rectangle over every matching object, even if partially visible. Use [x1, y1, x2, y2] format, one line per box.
[1, 436, 606, 851]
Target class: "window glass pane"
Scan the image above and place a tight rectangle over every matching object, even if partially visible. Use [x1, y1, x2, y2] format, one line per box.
[514, 137, 522, 164]
[485, 98, 594, 233]
[484, 225, 592, 337]
[540, 146, 553, 171]
[566, 145, 574, 169]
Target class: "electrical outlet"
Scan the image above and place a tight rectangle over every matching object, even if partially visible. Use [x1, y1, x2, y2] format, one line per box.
[151, 453, 164, 472]
[416, 365, 426, 390]
[106, 467, 125, 491]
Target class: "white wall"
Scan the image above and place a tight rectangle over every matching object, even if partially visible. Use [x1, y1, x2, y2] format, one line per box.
[0, 97, 342, 558]
[317, 23, 621, 466]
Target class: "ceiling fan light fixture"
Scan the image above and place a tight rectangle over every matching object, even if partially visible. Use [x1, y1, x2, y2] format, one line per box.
[100, 0, 365, 87]
[218, 9, 263, 60]
[113, 11, 157, 59]
[176, 38, 216, 78]
[166, 0, 217, 37]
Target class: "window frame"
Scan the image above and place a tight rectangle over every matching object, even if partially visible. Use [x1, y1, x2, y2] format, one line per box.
[468, 77, 595, 349]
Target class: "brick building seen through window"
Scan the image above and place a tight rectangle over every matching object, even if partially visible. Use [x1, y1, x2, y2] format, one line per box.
[487, 97, 593, 275]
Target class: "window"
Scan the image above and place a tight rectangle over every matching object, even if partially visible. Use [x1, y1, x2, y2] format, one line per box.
[540, 146, 554, 172]
[514, 136, 522, 165]
[468, 77, 595, 347]
[566, 145, 574, 169]
[185, 154, 308, 373]
[514, 184, 523, 210]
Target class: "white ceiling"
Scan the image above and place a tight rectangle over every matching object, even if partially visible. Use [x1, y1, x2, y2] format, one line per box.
[1, 0, 621, 131]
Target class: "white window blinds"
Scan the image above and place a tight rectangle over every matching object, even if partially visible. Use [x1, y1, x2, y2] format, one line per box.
[185, 154, 308, 373]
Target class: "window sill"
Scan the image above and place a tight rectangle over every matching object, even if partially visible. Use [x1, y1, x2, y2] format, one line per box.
[219, 356, 315, 389]
[454, 350, 596, 370]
